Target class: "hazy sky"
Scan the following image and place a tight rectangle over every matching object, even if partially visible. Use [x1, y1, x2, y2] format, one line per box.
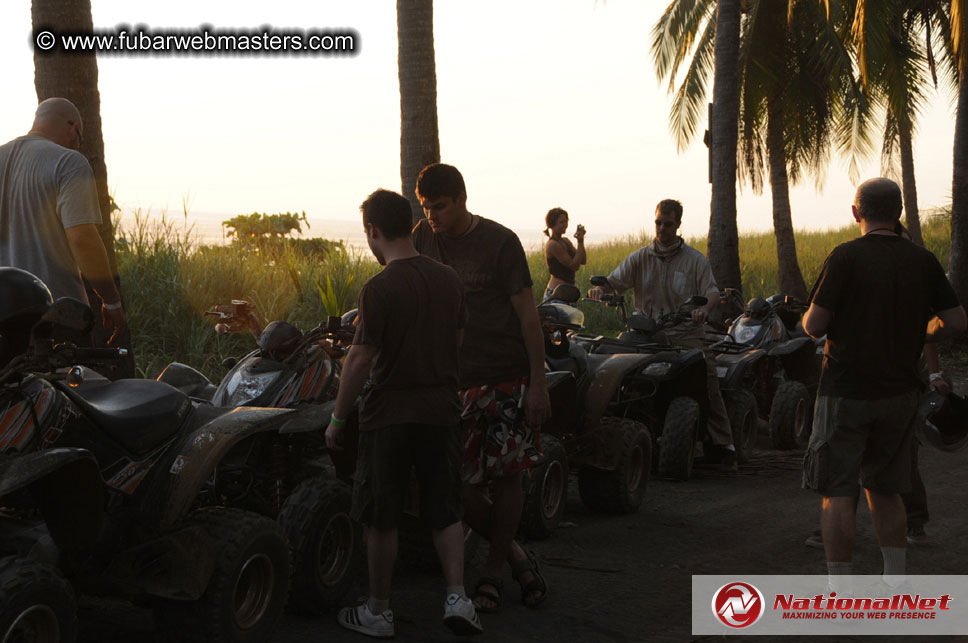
[0, 0, 959, 247]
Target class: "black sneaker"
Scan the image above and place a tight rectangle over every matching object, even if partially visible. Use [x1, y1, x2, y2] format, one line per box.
[805, 530, 824, 550]
[906, 525, 927, 545]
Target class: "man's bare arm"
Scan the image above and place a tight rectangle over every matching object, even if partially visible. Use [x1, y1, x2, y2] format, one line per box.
[326, 343, 377, 450]
[509, 287, 551, 426]
[65, 223, 125, 341]
[925, 306, 968, 343]
[803, 302, 834, 338]
[693, 289, 721, 324]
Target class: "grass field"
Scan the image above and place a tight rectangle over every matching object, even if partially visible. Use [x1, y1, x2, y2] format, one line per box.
[117, 210, 952, 380]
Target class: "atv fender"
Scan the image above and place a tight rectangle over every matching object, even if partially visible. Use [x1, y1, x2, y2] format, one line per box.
[583, 353, 655, 432]
[767, 336, 812, 357]
[0, 448, 104, 551]
[279, 402, 331, 434]
[718, 349, 766, 389]
[159, 407, 293, 529]
[156, 362, 217, 401]
[769, 337, 821, 385]
[545, 371, 579, 440]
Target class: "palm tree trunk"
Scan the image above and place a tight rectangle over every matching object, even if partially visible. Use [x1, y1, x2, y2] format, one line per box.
[32, 0, 133, 377]
[708, 0, 743, 294]
[397, 0, 440, 224]
[766, 102, 808, 300]
[898, 127, 924, 246]
[951, 70, 968, 305]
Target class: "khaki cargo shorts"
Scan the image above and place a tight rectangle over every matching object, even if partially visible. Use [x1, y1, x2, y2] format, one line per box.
[802, 390, 919, 497]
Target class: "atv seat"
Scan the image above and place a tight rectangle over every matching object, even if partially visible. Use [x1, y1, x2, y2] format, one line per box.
[58, 379, 192, 456]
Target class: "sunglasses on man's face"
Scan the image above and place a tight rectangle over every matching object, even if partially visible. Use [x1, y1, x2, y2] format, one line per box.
[655, 220, 677, 228]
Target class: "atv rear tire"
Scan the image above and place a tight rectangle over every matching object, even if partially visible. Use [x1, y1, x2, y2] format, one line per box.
[520, 434, 569, 539]
[154, 507, 290, 643]
[657, 397, 700, 480]
[578, 418, 652, 513]
[727, 390, 759, 463]
[278, 477, 362, 614]
[0, 555, 76, 643]
[769, 380, 813, 449]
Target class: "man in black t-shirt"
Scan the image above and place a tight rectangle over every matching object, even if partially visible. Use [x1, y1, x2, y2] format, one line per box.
[413, 163, 551, 612]
[802, 177, 965, 588]
[326, 189, 482, 638]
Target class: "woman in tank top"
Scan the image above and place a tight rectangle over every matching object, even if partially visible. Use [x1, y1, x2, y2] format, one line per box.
[543, 207, 586, 299]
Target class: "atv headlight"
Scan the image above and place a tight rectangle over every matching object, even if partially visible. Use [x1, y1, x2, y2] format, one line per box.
[732, 324, 759, 344]
[224, 369, 283, 406]
[642, 361, 672, 377]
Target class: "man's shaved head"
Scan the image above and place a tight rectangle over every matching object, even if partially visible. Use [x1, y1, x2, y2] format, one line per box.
[853, 177, 902, 223]
[29, 98, 83, 150]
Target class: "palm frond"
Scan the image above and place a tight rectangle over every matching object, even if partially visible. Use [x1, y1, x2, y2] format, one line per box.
[650, 0, 717, 85]
[880, 113, 902, 180]
[667, 17, 717, 150]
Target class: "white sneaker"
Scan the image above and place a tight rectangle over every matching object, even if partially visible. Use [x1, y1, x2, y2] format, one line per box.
[443, 593, 483, 636]
[337, 602, 395, 639]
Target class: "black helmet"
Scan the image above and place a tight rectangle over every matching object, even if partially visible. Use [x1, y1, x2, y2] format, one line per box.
[0, 267, 53, 327]
[0, 268, 53, 365]
[917, 390, 968, 453]
[746, 297, 771, 320]
[258, 320, 304, 360]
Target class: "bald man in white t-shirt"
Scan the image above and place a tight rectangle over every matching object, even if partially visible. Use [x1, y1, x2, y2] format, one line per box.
[0, 97, 125, 342]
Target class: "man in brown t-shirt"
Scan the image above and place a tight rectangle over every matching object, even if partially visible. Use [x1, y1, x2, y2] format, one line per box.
[413, 163, 551, 612]
[326, 189, 482, 638]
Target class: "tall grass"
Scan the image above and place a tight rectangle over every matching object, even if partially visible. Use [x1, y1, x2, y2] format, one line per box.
[116, 211, 379, 379]
[118, 211, 952, 378]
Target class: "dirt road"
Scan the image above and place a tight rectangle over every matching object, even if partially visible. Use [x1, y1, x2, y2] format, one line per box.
[79, 384, 968, 642]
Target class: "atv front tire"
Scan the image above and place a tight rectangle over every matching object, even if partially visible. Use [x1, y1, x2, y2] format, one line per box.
[727, 390, 759, 463]
[154, 507, 290, 643]
[657, 397, 700, 480]
[520, 434, 569, 539]
[279, 477, 362, 614]
[578, 418, 652, 513]
[0, 555, 76, 643]
[769, 380, 813, 449]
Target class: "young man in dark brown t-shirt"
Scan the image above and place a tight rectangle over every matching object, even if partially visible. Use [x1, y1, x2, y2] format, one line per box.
[326, 189, 482, 638]
[413, 163, 551, 612]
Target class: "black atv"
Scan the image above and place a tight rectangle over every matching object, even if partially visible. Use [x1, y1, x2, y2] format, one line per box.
[0, 293, 296, 642]
[559, 278, 714, 482]
[519, 284, 653, 540]
[157, 303, 363, 614]
[708, 294, 822, 450]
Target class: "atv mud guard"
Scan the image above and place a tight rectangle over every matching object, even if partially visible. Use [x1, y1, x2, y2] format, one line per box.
[158, 407, 293, 529]
[717, 348, 768, 390]
[768, 336, 820, 385]
[0, 448, 104, 552]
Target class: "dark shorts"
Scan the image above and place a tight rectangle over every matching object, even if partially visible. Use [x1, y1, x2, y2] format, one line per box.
[460, 378, 541, 484]
[802, 391, 919, 497]
[351, 422, 463, 530]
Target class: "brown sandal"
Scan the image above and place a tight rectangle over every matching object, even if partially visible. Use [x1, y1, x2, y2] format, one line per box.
[472, 576, 504, 613]
[511, 550, 547, 608]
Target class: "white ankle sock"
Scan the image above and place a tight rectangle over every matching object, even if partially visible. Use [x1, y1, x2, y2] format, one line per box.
[827, 561, 853, 595]
[881, 546, 907, 586]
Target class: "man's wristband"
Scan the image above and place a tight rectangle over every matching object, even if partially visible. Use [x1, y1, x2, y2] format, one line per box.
[928, 372, 944, 383]
[103, 300, 123, 311]
[330, 413, 346, 427]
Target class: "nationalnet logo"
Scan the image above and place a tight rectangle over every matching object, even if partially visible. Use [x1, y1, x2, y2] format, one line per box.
[695, 576, 964, 635]
[773, 591, 952, 621]
[711, 582, 765, 628]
